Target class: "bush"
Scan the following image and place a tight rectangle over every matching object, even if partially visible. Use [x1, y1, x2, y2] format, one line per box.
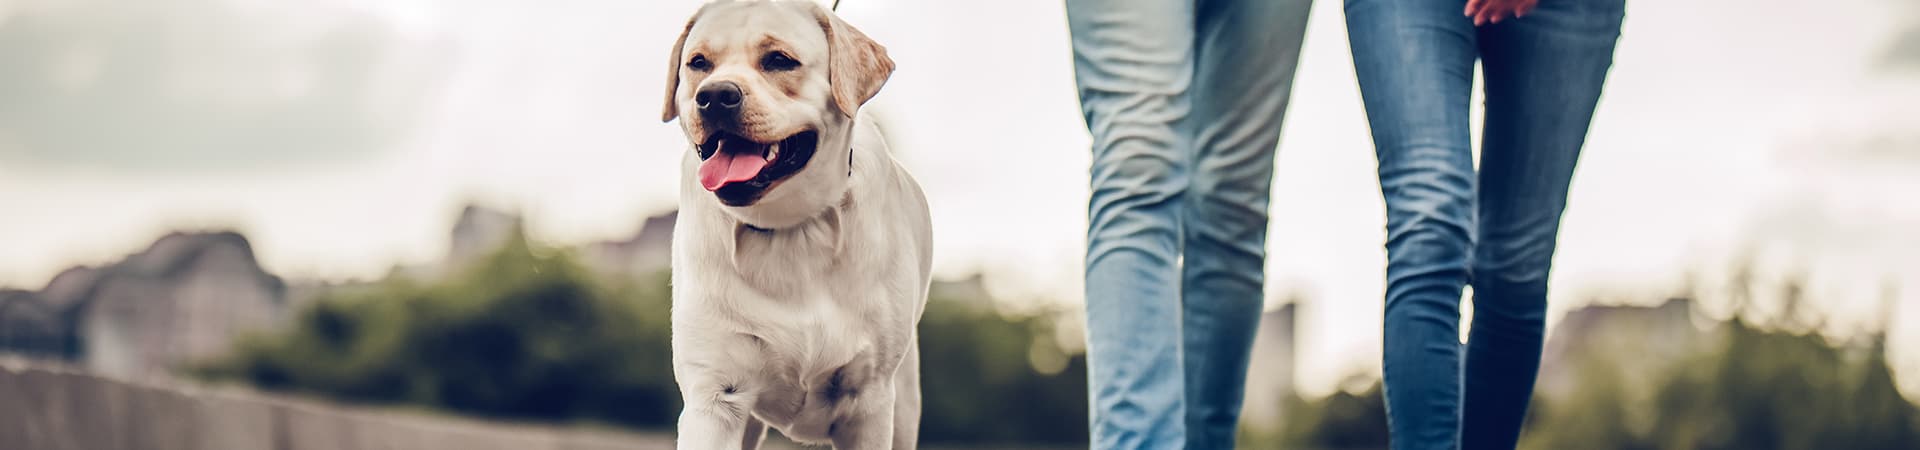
[1524, 317, 1920, 450]
[917, 292, 1088, 444]
[199, 233, 680, 428]
[200, 230, 1092, 444]
[1241, 277, 1920, 450]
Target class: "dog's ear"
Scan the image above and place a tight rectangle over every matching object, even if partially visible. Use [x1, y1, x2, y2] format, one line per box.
[662, 7, 704, 123]
[812, 5, 894, 117]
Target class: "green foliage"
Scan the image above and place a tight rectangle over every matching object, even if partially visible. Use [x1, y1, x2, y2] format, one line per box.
[198, 233, 680, 428]
[199, 230, 1091, 444]
[1524, 316, 1920, 450]
[1252, 380, 1388, 450]
[917, 292, 1088, 444]
[206, 235, 1920, 448]
[1245, 281, 1919, 450]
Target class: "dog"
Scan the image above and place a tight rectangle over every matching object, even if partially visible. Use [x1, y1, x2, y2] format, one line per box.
[660, 1, 930, 449]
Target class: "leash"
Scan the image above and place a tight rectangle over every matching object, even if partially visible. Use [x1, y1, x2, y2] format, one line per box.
[829, 0, 850, 175]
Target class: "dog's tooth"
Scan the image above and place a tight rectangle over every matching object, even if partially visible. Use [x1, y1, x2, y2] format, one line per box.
[769, 143, 780, 160]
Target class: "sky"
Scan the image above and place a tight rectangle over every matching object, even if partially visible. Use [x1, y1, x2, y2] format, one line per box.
[2, 0, 1918, 397]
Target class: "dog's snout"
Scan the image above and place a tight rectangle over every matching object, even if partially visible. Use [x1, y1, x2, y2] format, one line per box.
[696, 81, 744, 117]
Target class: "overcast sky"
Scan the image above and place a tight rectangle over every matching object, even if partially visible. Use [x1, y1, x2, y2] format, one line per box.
[2, 0, 1917, 396]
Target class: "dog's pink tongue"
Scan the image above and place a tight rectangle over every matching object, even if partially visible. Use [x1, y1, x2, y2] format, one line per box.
[698, 151, 769, 191]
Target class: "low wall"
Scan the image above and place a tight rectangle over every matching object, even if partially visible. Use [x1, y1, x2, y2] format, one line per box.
[0, 359, 672, 450]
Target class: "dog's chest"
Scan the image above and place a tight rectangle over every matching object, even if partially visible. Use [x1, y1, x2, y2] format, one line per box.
[736, 291, 884, 436]
[724, 215, 867, 293]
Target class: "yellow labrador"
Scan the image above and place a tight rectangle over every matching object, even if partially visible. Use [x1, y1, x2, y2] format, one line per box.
[660, 1, 930, 449]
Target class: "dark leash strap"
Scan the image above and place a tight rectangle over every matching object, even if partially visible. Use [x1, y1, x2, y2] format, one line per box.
[832, 0, 841, 11]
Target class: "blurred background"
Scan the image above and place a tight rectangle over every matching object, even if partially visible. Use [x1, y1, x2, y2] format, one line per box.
[1, 0, 1917, 448]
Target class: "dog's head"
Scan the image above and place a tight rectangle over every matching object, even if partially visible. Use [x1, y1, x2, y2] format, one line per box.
[663, 0, 893, 227]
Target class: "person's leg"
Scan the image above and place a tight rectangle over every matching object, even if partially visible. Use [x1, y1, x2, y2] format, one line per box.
[1344, 0, 1479, 448]
[1463, 1, 1624, 448]
[1179, 0, 1312, 447]
[1067, 0, 1196, 447]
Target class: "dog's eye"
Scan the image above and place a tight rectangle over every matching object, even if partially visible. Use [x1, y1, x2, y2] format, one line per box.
[761, 51, 799, 72]
[687, 55, 712, 72]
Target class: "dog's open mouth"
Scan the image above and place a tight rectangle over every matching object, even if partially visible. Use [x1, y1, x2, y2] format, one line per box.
[696, 130, 818, 205]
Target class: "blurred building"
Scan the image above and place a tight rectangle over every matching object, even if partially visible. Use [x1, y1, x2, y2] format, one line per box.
[928, 273, 994, 316]
[0, 289, 66, 358]
[79, 232, 288, 380]
[1242, 303, 1298, 429]
[446, 204, 525, 275]
[1536, 298, 1704, 401]
[0, 266, 117, 359]
[0, 232, 288, 380]
[583, 210, 677, 279]
[442, 204, 678, 281]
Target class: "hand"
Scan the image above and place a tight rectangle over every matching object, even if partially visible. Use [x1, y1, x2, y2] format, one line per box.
[1464, 0, 1538, 26]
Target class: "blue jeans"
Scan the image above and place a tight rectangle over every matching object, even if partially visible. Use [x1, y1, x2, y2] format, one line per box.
[1345, 0, 1624, 448]
[1067, 0, 1312, 448]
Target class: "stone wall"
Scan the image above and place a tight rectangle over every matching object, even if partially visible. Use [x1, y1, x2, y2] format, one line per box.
[0, 359, 672, 450]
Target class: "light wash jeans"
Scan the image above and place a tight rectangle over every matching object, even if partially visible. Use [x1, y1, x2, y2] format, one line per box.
[1344, 0, 1624, 448]
[1066, 0, 1312, 448]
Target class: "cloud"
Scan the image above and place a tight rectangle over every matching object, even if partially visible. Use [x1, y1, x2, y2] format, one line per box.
[1776, 132, 1920, 170]
[1887, 2, 1920, 71]
[1848, 133, 1920, 164]
[0, 0, 449, 173]
[1890, 27, 1920, 69]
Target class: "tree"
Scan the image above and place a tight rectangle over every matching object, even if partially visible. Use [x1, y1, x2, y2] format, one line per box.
[199, 229, 681, 427]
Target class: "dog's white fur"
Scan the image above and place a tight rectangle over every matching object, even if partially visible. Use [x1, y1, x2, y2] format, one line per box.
[662, 2, 930, 449]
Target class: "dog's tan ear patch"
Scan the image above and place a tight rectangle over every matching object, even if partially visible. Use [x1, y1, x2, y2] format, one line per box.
[662, 7, 704, 123]
[813, 6, 894, 117]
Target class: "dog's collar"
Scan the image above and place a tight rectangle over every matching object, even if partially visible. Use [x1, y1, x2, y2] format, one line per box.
[732, 145, 853, 234]
[732, 189, 855, 235]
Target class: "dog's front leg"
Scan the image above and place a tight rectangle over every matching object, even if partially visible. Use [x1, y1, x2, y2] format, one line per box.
[830, 381, 897, 450]
[677, 396, 751, 450]
[890, 343, 921, 450]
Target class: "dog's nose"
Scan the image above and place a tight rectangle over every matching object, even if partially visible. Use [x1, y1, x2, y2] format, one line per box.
[696, 81, 744, 116]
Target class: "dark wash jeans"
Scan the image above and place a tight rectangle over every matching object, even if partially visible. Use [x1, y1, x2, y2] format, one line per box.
[1345, 0, 1625, 448]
